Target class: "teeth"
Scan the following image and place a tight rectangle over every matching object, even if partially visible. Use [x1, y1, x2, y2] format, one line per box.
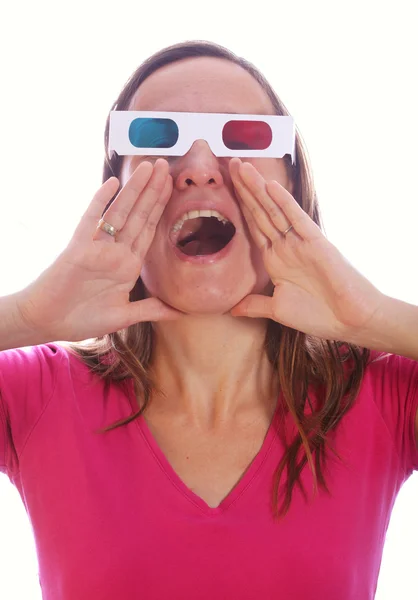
[171, 209, 230, 233]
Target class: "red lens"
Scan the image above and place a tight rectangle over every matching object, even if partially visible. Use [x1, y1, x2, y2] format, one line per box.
[222, 120, 272, 150]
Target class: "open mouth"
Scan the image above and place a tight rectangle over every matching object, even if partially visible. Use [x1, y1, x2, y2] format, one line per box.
[172, 212, 236, 256]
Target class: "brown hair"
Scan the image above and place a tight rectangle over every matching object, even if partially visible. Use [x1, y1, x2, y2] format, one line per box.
[69, 40, 377, 520]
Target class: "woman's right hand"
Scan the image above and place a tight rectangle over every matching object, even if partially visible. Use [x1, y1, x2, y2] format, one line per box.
[15, 159, 184, 343]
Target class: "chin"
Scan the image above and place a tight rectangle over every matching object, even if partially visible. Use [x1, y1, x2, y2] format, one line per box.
[142, 274, 273, 317]
[160, 294, 240, 316]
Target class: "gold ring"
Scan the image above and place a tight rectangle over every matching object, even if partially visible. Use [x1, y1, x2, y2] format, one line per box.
[98, 218, 118, 237]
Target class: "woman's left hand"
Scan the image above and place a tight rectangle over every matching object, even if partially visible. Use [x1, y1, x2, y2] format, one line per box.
[228, 158, 385, 343]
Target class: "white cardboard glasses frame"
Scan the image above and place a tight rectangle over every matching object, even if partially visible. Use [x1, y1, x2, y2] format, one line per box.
[108, 111, 296, 164]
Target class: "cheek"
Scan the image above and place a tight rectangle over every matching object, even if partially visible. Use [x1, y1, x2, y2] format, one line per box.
[139, 243, 166, 296]
[248, 158, 289, 187]
[250, 249, 273, 291]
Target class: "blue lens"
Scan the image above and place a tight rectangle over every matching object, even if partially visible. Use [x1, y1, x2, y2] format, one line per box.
[128, 118, 179, 148]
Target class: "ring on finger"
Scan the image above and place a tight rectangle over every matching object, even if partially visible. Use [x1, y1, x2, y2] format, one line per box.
[282, 224, 294, 236]
[97, 218, 119, 237]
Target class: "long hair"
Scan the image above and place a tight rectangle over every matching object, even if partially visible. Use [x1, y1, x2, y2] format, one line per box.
[69, 40, 376, 520]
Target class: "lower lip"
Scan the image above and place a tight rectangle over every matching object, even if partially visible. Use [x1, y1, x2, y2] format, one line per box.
[168, 234, 237, 264]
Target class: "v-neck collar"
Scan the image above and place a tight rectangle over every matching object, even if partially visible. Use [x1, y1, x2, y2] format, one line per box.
[133, 391, 282, 517]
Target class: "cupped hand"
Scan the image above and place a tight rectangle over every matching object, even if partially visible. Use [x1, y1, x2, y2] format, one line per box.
[17, 159, 184, 342]
[228, 158, 385, 343]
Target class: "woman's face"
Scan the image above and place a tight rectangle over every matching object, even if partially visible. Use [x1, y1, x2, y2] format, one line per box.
[120, 57, 294, 314]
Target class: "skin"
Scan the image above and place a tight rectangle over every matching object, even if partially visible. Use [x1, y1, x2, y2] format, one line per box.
[120, 57, 295, 429]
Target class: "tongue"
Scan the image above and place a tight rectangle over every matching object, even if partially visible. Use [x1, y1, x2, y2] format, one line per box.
[181, 237, 226, 256]
[177, 217, 228, 256]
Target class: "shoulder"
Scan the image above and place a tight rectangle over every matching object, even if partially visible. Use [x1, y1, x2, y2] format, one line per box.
[0, 342, 95, 398]
[362, 349, 418, 473]
[364, 349, 418, 388]
[0, 342, 66, 383]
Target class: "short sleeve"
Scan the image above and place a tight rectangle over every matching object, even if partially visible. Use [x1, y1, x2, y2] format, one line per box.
[0, 343, 66, 478]
[366, 351, 418, 476]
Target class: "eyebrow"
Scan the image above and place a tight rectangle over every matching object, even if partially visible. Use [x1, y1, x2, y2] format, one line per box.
[132, 105, 264, 116]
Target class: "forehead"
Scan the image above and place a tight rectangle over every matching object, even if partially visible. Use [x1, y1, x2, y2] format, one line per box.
[129, 57, 275, 115]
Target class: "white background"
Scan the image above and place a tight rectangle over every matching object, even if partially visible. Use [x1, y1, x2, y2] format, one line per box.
[0, 0, 417, 598]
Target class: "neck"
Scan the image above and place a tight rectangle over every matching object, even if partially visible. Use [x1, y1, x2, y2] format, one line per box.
[148, 314, 279, 428]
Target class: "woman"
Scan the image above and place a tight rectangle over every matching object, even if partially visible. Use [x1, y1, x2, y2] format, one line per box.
[0, 40, 417, 600]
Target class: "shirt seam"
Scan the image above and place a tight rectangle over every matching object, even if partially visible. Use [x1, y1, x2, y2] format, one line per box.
[0, 392, 8, 469]
[368, 371, 411, 475]
[10, 345, 65, 476]
[408, 369, 418, 471]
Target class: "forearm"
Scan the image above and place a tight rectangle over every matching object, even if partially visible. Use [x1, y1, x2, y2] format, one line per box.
[0, 293, 48, 352]
[350, 294, 418, 361]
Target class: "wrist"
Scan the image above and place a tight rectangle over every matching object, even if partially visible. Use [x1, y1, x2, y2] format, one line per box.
[349, 293, 418, 361]
[0, 292, 52, 351]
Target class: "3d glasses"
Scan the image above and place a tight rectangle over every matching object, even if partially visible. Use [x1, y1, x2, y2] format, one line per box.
[109, 111, 296, 164]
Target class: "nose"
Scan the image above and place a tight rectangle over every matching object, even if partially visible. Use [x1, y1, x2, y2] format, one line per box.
[173, 139, 224, 191]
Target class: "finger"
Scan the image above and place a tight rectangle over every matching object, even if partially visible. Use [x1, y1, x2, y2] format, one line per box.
[121, 297, 184, 326]
[230, 160, 268, 248]
[131, 172, 173, 257]
[265, 180, 322, 242]
[231, 165, 278, 246]
[117, 159, 171, 249]
[238, 195, 269, 250]
[94, 161, 155, 243]
[230, 294, 274, 319]
[72, 177, 120, 241]
[237, 162, 291, 242]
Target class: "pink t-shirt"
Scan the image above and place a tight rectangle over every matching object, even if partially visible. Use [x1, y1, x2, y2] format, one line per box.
[0, 343, 417, 599]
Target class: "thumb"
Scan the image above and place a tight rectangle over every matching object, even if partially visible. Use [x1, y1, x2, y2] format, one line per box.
[125, 297, 185, 325]
[230, 295, 274, 319]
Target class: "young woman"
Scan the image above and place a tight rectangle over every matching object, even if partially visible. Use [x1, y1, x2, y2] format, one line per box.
[1, 40, 417, 600]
